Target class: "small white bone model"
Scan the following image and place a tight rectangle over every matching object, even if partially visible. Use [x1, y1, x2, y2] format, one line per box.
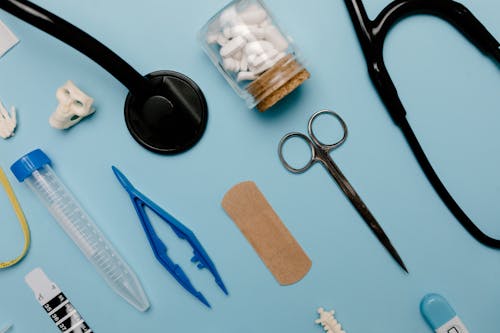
[0, 100, 17, 139]
[315, 307, 346, 333]
[50, 81, 95, 130]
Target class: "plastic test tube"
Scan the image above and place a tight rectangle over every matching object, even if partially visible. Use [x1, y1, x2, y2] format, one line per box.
[11, 149, 150, 312]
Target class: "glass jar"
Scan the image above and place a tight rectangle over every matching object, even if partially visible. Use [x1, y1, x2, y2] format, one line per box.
[199, 0, 310, 112]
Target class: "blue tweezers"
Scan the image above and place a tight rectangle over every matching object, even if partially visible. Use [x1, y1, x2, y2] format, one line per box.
[112, 166, 228, 307]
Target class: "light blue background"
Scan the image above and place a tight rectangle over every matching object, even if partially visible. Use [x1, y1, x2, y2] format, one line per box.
[0, 0, 499, 332]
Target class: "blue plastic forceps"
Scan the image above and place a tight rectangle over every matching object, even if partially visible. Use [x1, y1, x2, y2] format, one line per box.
[112, 167, 228, 307]
[278, 110, 407, 272]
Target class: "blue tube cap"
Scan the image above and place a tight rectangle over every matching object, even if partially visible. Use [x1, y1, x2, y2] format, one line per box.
[11, 149, 51, 182]
[420, 293, 457, 330]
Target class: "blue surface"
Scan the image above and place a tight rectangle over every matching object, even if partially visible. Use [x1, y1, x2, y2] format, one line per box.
[0, 0, 498, 332]
[421, 293, 457, 329]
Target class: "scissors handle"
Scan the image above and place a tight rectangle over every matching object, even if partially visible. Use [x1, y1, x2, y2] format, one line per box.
[278, 132, 317, 174]
[308, 110, 348, 151]
[278, 110, 348, 174]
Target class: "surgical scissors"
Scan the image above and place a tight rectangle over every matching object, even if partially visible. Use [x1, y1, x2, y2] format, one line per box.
[278, 110, 407, 272]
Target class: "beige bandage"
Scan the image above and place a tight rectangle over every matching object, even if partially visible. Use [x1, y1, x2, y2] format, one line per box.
[222, 181, 311, 285]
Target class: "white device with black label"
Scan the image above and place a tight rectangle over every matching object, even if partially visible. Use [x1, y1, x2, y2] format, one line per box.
[25, 268, 92, 333]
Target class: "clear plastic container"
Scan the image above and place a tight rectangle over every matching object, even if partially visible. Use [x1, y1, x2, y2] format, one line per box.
[199, 0, 310, 112]
[11, 149, 150, 312]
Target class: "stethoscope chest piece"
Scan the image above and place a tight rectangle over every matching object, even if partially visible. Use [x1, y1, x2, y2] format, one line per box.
[124, 71, 208, 154]
[0, 0, 209, 155]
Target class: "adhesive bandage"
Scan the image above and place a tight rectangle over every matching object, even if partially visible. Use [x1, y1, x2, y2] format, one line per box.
[222, 181, 311, 285]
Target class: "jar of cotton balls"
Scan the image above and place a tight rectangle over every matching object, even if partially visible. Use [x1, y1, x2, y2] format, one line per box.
[199, 0, 310, 112]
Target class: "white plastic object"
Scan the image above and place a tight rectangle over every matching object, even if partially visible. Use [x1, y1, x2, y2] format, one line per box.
[25, 268, 58, 304]
[49, 81, 95, 130]
[231, 24, 265, 41]
[219, 6, 239, 26]
[222, 26, 233, 38]
[223, 57, 240, 72]
[21, 162, 150, 312]
[0, 101, 16, 139]
[248, 53, 266, 67]
[217, 34, 229, 46]
[220, 35, 247, 57]
[206, 33, 219, 44]
[244, 40, 273, 56]
[0, 20, 19, 58]
[25, 268, 93, 332]
[233, 50, 243, 60]
[264, 25, 289, 52]
[237, 71, 256, 82]
[239, 3, 267, 24]
[240, 56, 248, 71]
[315, 308, 346, 333]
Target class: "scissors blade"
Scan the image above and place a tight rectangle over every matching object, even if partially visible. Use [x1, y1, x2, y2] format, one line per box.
[362, 216, 408, 273]
[319, 152, 408, 273]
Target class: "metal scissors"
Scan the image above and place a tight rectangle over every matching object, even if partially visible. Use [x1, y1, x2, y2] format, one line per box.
[344, 0, 500, 248]
[278, 110, 407, 272]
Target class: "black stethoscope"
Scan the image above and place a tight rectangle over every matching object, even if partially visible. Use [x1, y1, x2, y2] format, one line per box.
[0, 0, 208, 155]
[2, 0, 499, 247]
[344, 0, 500, 248]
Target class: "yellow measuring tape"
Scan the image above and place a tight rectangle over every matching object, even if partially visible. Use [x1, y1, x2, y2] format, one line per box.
[0, 167, 30, 268]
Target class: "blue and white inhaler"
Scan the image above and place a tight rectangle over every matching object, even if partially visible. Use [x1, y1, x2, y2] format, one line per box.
[420, 294, 470, 333]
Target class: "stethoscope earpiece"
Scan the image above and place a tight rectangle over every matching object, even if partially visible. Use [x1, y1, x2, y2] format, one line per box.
[124, 71, 208, 154]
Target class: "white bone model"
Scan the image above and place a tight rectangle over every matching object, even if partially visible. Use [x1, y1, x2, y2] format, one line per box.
[206, 3, 290, 82]
[0, 100, 17, 139]
[315, 307, 346, 333]
[50, 81, 95, 130]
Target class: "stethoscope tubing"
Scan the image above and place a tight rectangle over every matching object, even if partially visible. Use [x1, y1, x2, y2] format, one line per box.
[344, 0, 500, 248]
[0, 0, 150, 96]
[399, 118, 500, 248]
